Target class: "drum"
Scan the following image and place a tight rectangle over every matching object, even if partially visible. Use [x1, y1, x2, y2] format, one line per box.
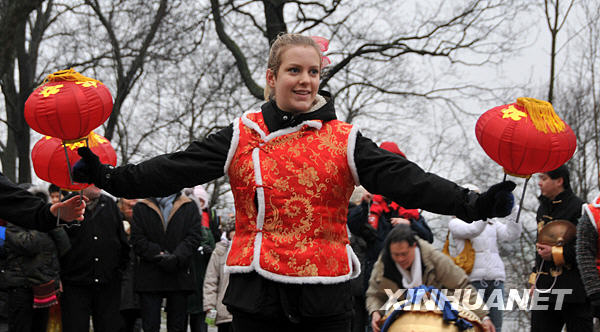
[380, 298, 484, 332]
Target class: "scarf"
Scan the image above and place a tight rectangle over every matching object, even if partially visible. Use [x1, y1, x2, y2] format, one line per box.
[156, 194, 177, 227]
[33, 279, 59, 308]
[395, 246, 423, 289]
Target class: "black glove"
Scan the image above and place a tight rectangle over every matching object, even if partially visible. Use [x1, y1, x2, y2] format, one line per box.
[72, 147, 102, 184]
[475, 181, 516, 219]
[153, 252, 179, 272]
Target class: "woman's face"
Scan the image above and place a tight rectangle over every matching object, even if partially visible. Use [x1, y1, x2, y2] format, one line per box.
[266, 45, 321, 114]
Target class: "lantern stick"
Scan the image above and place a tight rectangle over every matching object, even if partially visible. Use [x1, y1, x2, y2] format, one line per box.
[513, 177, 530, 224]
[62, 142, 75, 185]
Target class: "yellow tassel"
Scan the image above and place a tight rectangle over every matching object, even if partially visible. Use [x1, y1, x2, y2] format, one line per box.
[42, 68, 104, 86]
[516, 97, 565, 133]
[62, 131, 105, 148]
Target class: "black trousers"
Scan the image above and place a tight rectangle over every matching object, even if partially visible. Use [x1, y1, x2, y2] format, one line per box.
[60, 281, 122, 332]
[7, 287, 48, 332]
[188, 312, 207, 332]
[231, 309, 351, 332]
[530, 301, 593, 332]
[138, 291, 188, 332]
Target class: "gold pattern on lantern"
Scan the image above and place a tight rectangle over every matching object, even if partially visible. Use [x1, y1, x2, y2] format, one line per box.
[501, 105, 528, 121]
[76, 81, 98, 88]
[40, 85, 64, 97]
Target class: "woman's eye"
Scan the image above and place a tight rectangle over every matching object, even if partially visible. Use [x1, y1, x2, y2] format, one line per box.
[310, 69, 320, 75]
[289, 68, 299, 73]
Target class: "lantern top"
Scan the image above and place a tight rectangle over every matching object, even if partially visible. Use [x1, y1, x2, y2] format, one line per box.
[515, 97, 565, 134]
[41, 68, 104, 86]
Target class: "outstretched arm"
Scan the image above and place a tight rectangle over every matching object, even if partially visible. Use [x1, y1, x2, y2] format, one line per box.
[0, 173, 85, 231]
[73, 125, 234, 198]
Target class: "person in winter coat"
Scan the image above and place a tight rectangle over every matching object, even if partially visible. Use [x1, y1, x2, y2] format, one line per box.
[0, 173, 86, 231]
[192, 185, 221, 244]
[117, 198, 142, 332]
[131, 192, 204, 332]
[576, 193, 600, 319]
[365, 225, 494, 332]
[4, 223, 70, 332]
[203, 217, 235, 332]
[59, 185, 130, 332]
[448, 184, 521, 332]
[183, 187, 216, 332]
[71, 33, 515, 331]
[530, 165, 591, 332]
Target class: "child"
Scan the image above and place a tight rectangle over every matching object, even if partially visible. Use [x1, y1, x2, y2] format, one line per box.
[72, 33, 514, 331]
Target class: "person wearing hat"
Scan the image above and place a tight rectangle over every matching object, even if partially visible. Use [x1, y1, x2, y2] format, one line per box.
[203, 217, 235, 332]
[530, 165, 591, 332]
[576, 188, 600, 320]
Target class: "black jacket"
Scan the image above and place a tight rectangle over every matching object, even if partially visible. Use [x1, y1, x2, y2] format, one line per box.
[86, 94, 483, 317]
[131, 195, 203, 292]
[92, 96, 481, 223]
[60, 194, 129, 285]
[4, 224, 70, 288]
[534, 189, 585, 303]
[0, 172, 57, 231]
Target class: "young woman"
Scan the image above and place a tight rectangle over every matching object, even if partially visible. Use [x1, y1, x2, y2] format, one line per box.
[72, 33, 514, 331]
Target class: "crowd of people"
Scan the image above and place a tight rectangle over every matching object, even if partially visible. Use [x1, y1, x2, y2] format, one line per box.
[1, 32, 599, 332]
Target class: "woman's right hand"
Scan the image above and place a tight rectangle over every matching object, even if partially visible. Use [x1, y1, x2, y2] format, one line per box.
[371, 311, 382, 332]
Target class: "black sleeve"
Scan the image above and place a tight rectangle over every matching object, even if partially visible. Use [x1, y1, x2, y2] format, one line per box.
[354, 133, 479, 222]
[98, 124, 234, 198]
[0, 173, 55, 231]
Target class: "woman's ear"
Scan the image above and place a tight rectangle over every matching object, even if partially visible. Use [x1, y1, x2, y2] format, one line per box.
[266, 68, 276, 88]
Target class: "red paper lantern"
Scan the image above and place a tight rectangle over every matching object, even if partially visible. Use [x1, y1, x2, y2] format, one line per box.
[475, 98, 576, 177]
[31, 132, 117, 190]
[25, 69, 113, 141]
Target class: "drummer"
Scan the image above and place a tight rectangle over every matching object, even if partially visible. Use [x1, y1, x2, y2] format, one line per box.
[530, 165, 591, 331]
[365, 225, 495, 332]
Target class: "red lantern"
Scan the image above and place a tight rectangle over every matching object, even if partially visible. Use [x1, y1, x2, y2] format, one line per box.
[475, 97, 576, 177]
[25, 69, 113, 141]
[31, 132, 117, 190]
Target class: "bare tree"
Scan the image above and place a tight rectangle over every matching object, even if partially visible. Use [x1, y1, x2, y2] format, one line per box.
[0, 1, 54, 182]
[543, 0, 575, 104]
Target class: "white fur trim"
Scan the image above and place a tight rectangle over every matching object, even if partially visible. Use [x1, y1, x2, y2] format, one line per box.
[583, 204, 599, 232]
[347, 125, 360, 185]
[223, 117, 241, 174]
[252, 244, 360, 284]
[253, 148, 265, 230]
[241, 110, 267, 140]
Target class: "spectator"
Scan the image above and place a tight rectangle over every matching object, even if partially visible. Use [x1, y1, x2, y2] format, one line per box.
[117, 198, 141, 332]
[576, 193, 600, 319]
[192, 185, 221, 244]
[4, 185, 70, 332]
[448, 184, 521, 332]
[530, 165, 591, 332]
[131, 192, 204, 332]
[60, 185, 129, 332]
[365, 225, 494, 332]
[183, 187, 216, 332]
[203, 217, 235, 332]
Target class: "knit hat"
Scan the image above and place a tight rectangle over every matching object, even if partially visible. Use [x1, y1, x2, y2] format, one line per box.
[193, 185, 209, 209]
[380, 141, 406, 158]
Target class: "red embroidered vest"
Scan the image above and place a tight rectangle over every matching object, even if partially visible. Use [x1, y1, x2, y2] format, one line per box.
[584, 195, 600, 276]
[224, 110, 360, 283]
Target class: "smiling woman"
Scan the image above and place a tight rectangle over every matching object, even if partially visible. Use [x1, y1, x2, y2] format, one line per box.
[71, 32, 515, 332]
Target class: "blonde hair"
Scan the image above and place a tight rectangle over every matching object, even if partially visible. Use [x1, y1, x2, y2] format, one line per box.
[264, 33, 322, 101]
